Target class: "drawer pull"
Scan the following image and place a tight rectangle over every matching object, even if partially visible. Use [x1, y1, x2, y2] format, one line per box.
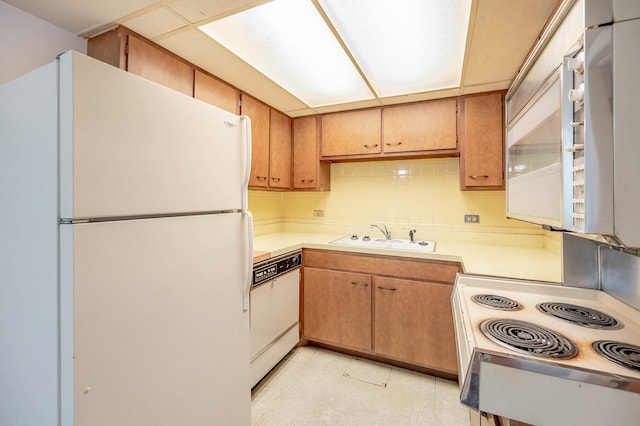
[377, 286, 396, 291]
[469, 175, 489, 180]
[363, 143, 379, 149]
[351, 281, 369, 287]
[256, 176, 267, 181]
[271, 177, 281, 182]
[385, 141, 402, 147]
[301, 179, 315, 183]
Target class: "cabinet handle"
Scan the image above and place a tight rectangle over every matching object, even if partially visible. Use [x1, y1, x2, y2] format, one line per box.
[363, 144, 379, 149]
[351, 281, 369, 287]
[256, 176, 267, 181]
[377, 286, 396, 291]
[351, 281, 359, 286]
[271, 177, 281, 182]
[469, 175, 489, 180]
[301, 179, 315, 183]
[385, 141, 402, 147]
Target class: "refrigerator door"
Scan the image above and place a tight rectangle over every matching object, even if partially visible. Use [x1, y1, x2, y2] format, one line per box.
[59, 213, 251, 425]
[58, 51, 249, 220]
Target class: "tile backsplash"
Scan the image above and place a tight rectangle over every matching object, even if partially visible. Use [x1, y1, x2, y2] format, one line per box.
[250, 158, 553, 248]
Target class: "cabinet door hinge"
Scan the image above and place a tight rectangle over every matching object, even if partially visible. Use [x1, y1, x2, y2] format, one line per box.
[124, 42, 129, 56]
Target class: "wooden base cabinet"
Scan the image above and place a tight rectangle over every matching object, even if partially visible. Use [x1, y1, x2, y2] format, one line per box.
[374, 276, 457, 373]
[303, 268, 371, 352]
[302, 249, 461, 376]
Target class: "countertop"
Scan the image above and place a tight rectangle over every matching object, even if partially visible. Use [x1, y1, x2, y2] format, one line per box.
[252, 232, 562, 283]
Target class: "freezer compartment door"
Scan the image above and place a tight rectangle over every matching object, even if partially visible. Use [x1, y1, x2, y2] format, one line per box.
[59, 213, 251, 426]
[58, 52, 248, 219]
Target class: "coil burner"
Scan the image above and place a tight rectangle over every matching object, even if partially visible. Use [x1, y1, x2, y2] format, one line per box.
[537, 302, 623, 329]
[471, 294, 523, 311]
[480, 319, 578, 360]
[592, 340, 640, 372]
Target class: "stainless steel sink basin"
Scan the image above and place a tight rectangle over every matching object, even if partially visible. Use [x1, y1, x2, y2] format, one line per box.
[330, 235, 436, 253]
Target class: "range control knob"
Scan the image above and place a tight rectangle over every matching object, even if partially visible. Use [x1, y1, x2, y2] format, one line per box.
[567, 52, 585, 73]
[568, 83, 584, 103]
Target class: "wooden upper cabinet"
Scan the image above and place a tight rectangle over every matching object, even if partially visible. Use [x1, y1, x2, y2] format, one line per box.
[87, 26, 194, 97]
[321, 109, 382, 157]
[269, 109, 292, 190]
[293, 116, 330, 191]
[126, 36, 194, 97]
[459, 91, 505, 190]
[241, 94, 270, 189]
[382, 98, 457, 153]
[194, 70, 239, 114]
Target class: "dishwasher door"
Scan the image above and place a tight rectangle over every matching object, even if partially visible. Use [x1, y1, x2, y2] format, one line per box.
[250, 268, 300, 387]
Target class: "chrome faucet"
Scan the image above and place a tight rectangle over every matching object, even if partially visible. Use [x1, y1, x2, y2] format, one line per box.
[370, 224, 391, 240]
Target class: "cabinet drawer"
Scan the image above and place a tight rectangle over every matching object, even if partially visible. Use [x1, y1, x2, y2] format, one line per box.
[303, 249, 460, 284]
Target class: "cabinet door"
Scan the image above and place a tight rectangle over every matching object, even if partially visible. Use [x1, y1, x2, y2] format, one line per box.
[303, 267, 372, 351]
[269, 109, 292, 190]
[382, 98, 457, 153]
[241, 94, 270, 188]
[374, 276, 457, 373]
[321, 109, 381, 157]
[127, 36, 194, 97]
[194, 70, 239, 114]
[293, 116, 330, 191]
[460, 92, 505, 190]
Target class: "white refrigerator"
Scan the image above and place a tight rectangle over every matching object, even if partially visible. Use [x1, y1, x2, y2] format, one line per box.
[0, 51, 253, 426]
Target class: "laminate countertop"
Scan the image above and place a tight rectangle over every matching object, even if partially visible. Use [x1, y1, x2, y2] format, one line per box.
[252, 232, 562, 284]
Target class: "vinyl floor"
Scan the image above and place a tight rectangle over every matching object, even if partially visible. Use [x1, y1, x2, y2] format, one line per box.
[251, 346, 471, 426]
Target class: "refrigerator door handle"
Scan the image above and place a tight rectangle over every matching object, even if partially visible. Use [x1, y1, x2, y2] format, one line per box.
[240, 115, 252, 213]
[243, 211, 254, 312]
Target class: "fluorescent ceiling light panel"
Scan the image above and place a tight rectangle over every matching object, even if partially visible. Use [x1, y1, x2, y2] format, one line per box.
[318, 0, 472, 97]
[199, 0, 374, 107]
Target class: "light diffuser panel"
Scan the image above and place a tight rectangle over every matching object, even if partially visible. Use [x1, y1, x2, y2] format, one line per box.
[318, 0, 472, 97]
[199, 0, 374, 107]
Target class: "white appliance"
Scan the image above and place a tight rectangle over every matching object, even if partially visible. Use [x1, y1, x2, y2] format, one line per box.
[0, 51, 253, 426]
[505, 0, 640, 247]
[452, 273, 640, 425]
[250, 250, 301, 387]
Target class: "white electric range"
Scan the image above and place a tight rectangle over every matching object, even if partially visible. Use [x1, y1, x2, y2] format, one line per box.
[452, 274, 640, 426]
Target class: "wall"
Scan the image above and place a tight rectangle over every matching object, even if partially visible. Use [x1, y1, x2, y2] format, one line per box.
[0, 1, 86, 84]
[250, 157, 556, 248]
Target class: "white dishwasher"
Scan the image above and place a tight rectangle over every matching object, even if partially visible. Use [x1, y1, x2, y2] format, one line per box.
[250, 250, 301, 387]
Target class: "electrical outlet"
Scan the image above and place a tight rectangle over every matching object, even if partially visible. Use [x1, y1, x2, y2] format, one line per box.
[313, 210, 324, 217]
[464, 214, 480, 223]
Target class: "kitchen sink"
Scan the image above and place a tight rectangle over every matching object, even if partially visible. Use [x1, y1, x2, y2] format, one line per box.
[330, 235, 436, 253]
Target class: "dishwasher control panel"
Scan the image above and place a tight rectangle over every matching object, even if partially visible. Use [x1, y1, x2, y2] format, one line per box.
[252, 250, 301, 287]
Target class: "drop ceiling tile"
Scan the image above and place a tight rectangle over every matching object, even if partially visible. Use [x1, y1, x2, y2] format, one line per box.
[462, 0, 558, 87]
[166, 0, 267, 24]
[4, 0, 160, 35]
[156, 29, 308, 114]
[120, 7, 188, 39]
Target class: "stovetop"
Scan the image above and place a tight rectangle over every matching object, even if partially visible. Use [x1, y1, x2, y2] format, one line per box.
[452, 274, 640, 425]
[455, 274, 640, 381]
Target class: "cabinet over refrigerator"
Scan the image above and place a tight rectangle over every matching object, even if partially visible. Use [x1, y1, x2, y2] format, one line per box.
[0, 51, 253, 425]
